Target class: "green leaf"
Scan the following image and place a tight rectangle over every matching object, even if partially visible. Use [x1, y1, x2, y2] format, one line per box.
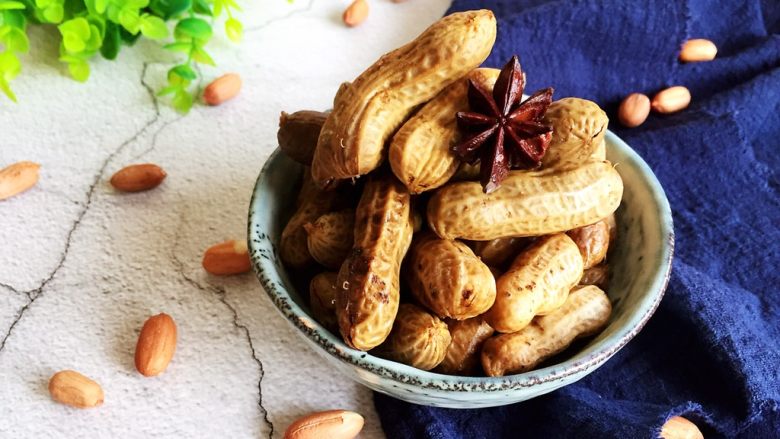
[0, 50, 21, 80]
[66, 58, 89, 81]
[0, 1, 26, 11]
[41, 4, 63, 22]
[139, 14, 167, 39]
[64, 0, 86, 16]
[3, 26, 29, 52]
[0, 77, 17, 102]
[224, 17, 241, 42]
[118, 7, 141, 34]
[100, 21, 120, 59]
[212, 0, 222, 16]
[94, 0, 106, 13]
[190, 45, 214, 66]
[3, 10, 27, 28]
[191, 0, 211, 16]
[223, 0, 240, 11]
[149, 0, 190, 19]
[118, 26, 141, 44]
[156, 84, 179, 96]
[84, 23, 102, 51]
[168, 63, 196, 81]
[162, 41, 190, 53]
[59, 17, 91, 52]
[172, 89, 193, 113]
[174, 17, 211, 42]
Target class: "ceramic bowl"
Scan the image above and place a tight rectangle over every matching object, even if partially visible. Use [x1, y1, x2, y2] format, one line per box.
[248, 131, 674, 408]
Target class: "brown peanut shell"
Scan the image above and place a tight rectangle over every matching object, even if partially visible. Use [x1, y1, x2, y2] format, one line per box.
[305, 209, 355, 270]
[567, 218, 611, 269]
[278, 110, 328, 166]
[435, 317, 494, 376]
[310, 272, 339, 332]
[542, 98, 609, 170]
[375, 303, 451, 370]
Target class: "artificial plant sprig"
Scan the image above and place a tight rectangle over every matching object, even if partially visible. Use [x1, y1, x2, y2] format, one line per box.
[0, 0, 250, 113]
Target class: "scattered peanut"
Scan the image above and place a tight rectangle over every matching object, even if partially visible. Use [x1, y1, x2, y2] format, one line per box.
[660, 416, 704, 439]
[485, 234, 584, 333]
[679, 39, 717, 63]
[342, 0, 369, 27]
[482, 285, 611, 376]
[618, 93, 651, 128]
[651, 86, 691, 114]
[284, 410, 364, 439]
[202, 239, 251, 275]
[110, 163, 166, 192]
[134, 313, 177, 377]
[0, 161, 40, 201]
[203, 73, 242, 106]
[375, 303, 451, 370]
[48, 370, 104, 409]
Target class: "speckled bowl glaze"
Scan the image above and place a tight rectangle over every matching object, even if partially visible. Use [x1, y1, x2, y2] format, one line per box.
[248, 131, 674, 408]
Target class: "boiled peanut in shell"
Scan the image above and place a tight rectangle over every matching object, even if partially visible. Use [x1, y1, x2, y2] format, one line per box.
[435, 317, 494, 375]
[305, 209, 355, 270]
[470, 237, 531, 268]
[405, 233, 496, 320]
[278, 110, 328, 166]
[389, 68, 500, 193]
[485, 234, 584, 333]
[541, 98, 609, 170]
[567, 217, 611, 269]
[427, 160, 623, 241]
[311, 10, 497, 185]
[375, 303, 451, 370]
[482, 285, 611, 377]
[280, 170, 339, 269]
[336, 174, 413, 351]
[310, 272, 339, 332]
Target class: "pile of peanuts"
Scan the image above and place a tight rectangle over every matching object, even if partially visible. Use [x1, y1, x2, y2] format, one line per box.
[277, 10, 623, 378]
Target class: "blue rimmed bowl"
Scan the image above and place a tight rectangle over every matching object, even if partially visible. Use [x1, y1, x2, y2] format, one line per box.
[248, 131, 674, 408]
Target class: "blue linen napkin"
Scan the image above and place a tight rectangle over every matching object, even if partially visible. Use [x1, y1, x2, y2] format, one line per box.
[374, 1, 780, 437]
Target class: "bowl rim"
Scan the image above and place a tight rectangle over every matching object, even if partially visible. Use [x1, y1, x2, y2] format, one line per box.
[248, 130, 674, 392]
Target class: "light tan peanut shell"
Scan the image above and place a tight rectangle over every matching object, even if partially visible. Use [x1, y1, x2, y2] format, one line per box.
[405, 233, 496, 320]
[482, 285, 611, 377]
[485, 234, 584, 333]
[278, 110, 328, 166]
[580, 264, 609, 289]
[336, 174, 413, 351]
[389, 68, 500, 193]
[305, 209, 355, 270]
[281, 171, 340, 269]
[427, 160, 624, 241]
[470, 237, 531, 268]
[567, 218, 611, 269]
[591, 138, 606, 160]
[310, 272, 339, 332]
[374, 303, 451, 370]
[311, 10, 497, 185]
[0, 161, 40, 200]
[284, 409, 364, 439]
[541, 98, 609, 170]
[435, 317, 494, 375]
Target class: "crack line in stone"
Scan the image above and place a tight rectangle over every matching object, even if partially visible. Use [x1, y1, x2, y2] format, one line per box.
[0, 282, 23, 295]
[246, 0, 315, 33]
[170, 219, 274, 438]
[0, 62, 162, 354]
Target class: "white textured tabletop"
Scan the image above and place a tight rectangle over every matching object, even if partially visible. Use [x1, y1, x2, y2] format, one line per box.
[0, 0, 450, 437]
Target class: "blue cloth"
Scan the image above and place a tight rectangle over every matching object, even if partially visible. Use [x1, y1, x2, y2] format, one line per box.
[374, 1, 780, 437]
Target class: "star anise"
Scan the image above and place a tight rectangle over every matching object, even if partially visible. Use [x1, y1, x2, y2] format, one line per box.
[453, 56, 554, 193]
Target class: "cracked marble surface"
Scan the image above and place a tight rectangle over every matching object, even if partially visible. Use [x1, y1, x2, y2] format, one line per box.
[0, 0, 451, 437]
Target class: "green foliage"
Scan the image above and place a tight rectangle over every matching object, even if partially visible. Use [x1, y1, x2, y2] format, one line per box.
[0, 0, 253, 112]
